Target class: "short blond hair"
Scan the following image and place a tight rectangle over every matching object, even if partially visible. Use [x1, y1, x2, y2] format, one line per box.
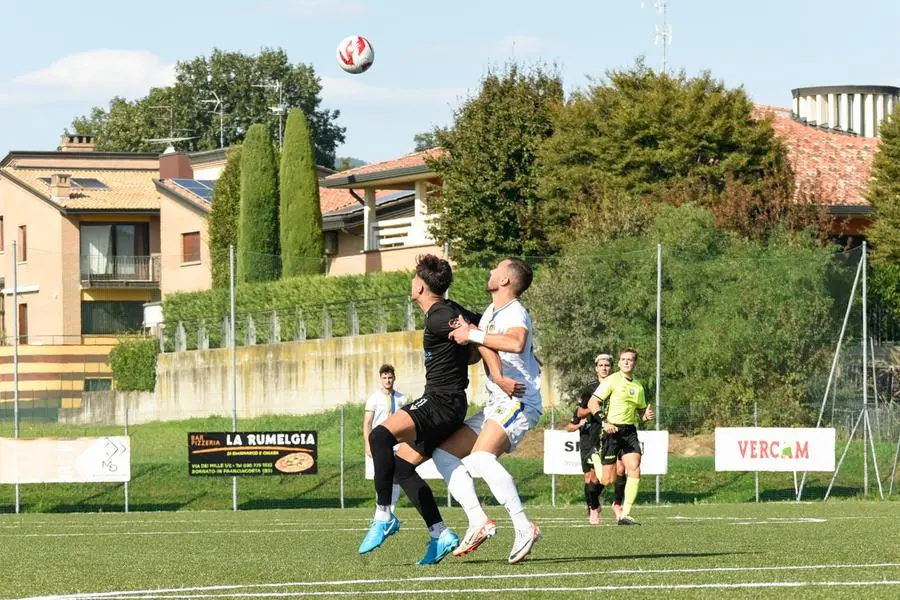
[595, 353, 613, 365]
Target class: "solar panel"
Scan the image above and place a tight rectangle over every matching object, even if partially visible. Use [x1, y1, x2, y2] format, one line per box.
[37, 177, 108, 189]
[171, 179, 215, 202]
[71, 177, 108, 189]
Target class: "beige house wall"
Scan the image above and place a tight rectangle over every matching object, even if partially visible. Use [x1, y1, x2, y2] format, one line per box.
[159, 198, 211, 295]
[0, 180, 66, 343]
[326, 243, 443, 276]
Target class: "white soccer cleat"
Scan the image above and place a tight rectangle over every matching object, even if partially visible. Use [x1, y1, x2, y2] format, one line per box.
[453, 518, 497, 557]
[507, 522, 541, 564]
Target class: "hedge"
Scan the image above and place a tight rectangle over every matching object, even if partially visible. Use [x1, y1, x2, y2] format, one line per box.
[107, 338, 158, 391]
[161, 266, 493, 349]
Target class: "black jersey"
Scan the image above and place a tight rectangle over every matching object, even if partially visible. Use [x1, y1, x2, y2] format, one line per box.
[571, 381, 602, 441]
[423, 299, 481, 394]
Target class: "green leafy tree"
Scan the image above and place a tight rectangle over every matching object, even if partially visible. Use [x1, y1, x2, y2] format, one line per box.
[238, 124, 280, 282]
[208, 146, 242, 288]
[866, 107, 900, 324]
[107, 338, 158, 392]
[538, 60, 801, 244]
[427, 63, 564, 266]
[530, 204, 844, 431]
[280, 109, 324, 276]
[72, 48, 345, 167]
[413, 129, 443, 151]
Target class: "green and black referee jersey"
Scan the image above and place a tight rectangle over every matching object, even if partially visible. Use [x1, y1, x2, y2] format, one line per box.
[592, 371, 646, 465]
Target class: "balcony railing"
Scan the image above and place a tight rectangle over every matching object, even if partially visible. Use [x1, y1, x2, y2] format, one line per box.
[374, 214, 436, 249]
[80, 254, 160, 287]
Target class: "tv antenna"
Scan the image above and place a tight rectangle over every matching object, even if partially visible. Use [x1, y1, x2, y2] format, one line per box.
[642, 1, 672, 73]
[202, 91, 226, 149]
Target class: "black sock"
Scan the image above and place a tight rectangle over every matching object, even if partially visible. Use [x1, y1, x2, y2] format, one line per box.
[395, 456, 443, 527]
[587, 482, 603, 510]
[369, 426, 399, 506]
[614, 473, 627, 505]
[583, 483, 592, 510]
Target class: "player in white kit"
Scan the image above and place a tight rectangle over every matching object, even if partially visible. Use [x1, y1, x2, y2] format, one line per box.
[363, 364, 409, 514]
[431, 257, 543, 564]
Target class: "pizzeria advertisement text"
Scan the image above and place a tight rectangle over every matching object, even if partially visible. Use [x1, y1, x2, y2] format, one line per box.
[187, 431, 318, 476]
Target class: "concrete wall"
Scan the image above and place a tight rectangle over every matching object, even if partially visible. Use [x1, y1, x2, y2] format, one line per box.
[61, 330, 565, 425]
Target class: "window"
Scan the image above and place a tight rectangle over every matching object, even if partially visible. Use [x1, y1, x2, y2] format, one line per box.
[81, 301, 145, 334]
[17, 226, 26, 262]
[83, 378, 113, 392]
[181, 231, 200, 263]
[17, 303, 27, 344]
[80, 222, 150, 278]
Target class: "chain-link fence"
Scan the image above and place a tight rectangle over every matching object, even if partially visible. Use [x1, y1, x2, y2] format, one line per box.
[1, 244, 899, 513]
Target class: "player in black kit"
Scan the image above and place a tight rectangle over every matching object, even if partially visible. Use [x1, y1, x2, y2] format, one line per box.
[359, 254, 522, 565]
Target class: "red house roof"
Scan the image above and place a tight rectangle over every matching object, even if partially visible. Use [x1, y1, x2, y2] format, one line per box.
[754, 104, 879, 209]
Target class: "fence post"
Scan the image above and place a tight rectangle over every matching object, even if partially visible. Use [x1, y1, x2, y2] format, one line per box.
[349, 302, 359, 337]
[323, 306, 333, 339]
[551, 403, 556, 508]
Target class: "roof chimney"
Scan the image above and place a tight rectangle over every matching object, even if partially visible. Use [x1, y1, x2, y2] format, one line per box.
[159, 152, 194, 180]
[50, 173, 72, 201]
[58, 134, 95, 152]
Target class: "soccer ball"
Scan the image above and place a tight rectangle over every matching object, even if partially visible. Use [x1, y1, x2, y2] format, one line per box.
[336, 35, 375, 74]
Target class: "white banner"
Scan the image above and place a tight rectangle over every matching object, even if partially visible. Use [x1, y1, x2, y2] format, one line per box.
[714, 428, 835, 472]
[365, 454, 480, 480]
[0, 437, 131, 484]
[543, 429, 669, 475]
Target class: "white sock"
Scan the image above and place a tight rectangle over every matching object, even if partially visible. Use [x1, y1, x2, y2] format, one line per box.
[428, 521, 446, 539]
[468, 450, 530, 531]
[389, 483, 401, 514]
[374, 504, 391, 521]
[433, 448, 488, 529]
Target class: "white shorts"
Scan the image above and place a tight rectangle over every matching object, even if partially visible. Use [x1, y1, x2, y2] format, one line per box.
[465, 394, 542, 452]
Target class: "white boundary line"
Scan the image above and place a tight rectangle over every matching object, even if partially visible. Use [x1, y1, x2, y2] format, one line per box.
[26, 581, 900, 599]
[17, 563, 900, 600]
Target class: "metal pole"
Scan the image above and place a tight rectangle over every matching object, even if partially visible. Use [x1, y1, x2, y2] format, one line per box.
[340, 405, 345, 509]
[797, 255, 863, 501]
[754, 400, 759, 503]
[824, 409, 864, 501]
[12, 241, 19, 514]
[124, 385, 130, 513]
[230, 244, 238, 511]
[871, 338, 880, 440]
[551, 403, 556, 507]
[864, 411, 884, 499]
[655, 243, 661, 504]
[219, 104, 225, 149]
[889, 426, 900, 497]
[862, 241, 868, 496]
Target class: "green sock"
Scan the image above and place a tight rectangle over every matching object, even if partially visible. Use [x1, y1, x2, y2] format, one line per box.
[622, 477, 640, 517]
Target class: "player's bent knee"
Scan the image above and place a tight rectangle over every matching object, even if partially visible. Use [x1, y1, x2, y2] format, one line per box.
[369, 425, 397, 451]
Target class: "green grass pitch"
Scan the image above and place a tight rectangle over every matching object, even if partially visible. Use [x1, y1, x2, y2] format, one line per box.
[1, 501, 899, 599]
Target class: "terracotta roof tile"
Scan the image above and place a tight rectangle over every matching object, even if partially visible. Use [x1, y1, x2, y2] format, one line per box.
[157, 179, 210, 212]
[2, 166, 160, 210]
[753, 104, 879, 208]
[322, 147, 443, 183]
[319, 186, 358, 213]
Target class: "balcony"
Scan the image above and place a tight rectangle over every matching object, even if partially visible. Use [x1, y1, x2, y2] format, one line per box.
[374, 214, 437, 249]
[80, 254, 160, 288]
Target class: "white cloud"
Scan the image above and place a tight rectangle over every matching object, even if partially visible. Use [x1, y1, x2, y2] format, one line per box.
[257, 0, 368, 16]
[321, 75, 470, 108]
[12, 50, 175, 101]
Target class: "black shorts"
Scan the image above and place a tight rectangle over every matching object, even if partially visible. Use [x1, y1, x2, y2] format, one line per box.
[579, 430, 600, 473]
[600, 424, 642, 465]
[401, 389, 468, 457]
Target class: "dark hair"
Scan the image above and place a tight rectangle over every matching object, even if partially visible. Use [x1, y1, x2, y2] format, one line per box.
[504, 257, 533, 295]
[379, 364, 395, 376]
[415, 254, 453, 296]
[621, 347, 638, 360]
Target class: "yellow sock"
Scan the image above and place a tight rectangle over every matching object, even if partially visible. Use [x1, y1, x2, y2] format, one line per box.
[622, 477, 640, 517]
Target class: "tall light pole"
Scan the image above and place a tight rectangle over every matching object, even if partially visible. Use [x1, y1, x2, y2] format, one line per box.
[254, 80, 285, 150]
[202, 91, 225, 149]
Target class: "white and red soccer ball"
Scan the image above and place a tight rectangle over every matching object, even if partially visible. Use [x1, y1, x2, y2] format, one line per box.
[336, 35, 375, 74]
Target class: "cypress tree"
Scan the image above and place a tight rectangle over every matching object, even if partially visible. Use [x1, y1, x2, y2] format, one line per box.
[280, 109, 325, 276]
[208, 145, 242, 288]
[237, 124, 280, 282]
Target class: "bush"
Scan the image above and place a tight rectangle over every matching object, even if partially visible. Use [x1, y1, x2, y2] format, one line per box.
[107, 338, 158, 391]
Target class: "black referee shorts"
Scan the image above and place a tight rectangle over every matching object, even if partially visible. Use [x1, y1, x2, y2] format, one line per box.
[600, 424, 642, 465]
[579, 429, 600, 473]
[401, 389, 468, 457]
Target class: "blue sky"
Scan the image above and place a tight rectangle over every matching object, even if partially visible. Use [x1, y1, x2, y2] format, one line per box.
[0, 0, 898, 164]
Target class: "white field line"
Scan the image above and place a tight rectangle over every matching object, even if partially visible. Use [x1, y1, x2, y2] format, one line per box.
[22, 581, 900, 599]
[16, 563, 900, 600]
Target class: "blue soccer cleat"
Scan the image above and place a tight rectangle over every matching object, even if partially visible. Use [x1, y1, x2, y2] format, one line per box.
[417, 528, 459, 565]
[358, 514, 400, 554]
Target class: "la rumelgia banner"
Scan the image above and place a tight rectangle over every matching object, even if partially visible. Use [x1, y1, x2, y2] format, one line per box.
[188, 431, 318, 476]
